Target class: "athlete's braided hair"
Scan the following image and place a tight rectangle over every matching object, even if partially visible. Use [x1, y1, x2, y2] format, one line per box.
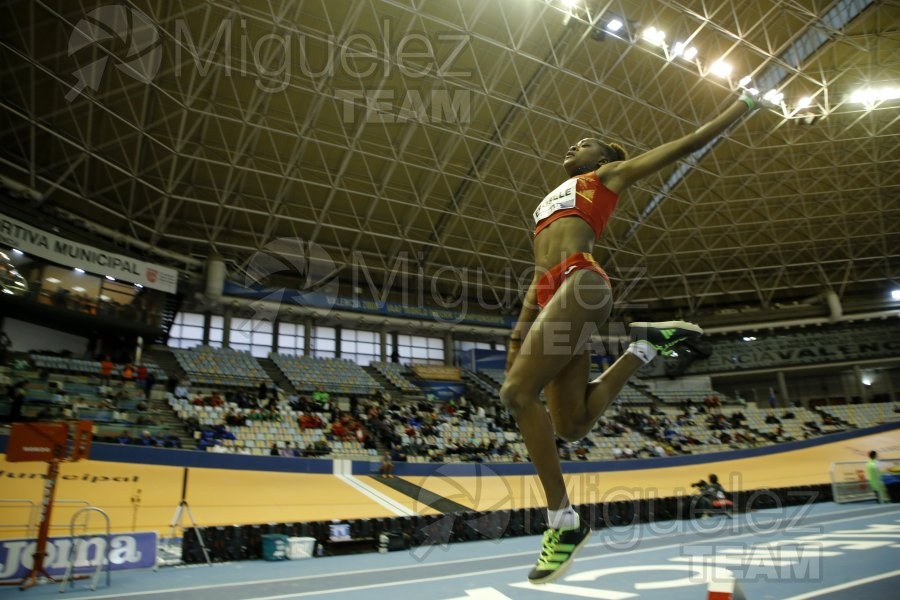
[587, 138, 628, 162]
[605, 142, 628, 162]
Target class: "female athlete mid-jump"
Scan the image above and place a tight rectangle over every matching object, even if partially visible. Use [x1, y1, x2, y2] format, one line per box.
[501, 93, 759, 584]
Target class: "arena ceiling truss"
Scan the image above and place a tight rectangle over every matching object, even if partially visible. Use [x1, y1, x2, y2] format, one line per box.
[1, 0, 898, 322]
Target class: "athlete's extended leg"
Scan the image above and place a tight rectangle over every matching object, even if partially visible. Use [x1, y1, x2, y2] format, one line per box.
[546, 351, 643, 442]
[500, 270, 609, 584]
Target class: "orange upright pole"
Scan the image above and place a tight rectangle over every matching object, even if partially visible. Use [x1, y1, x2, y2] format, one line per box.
[18, 457, 62, 589]
[19, 458, 59, 590]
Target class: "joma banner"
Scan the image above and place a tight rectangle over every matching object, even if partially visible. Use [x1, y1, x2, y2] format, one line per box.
[0, 532, 157, 579]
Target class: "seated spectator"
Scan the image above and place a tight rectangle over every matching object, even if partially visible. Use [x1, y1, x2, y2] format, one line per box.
[574, 446, 588, 461]
[379, 452, 394, 478]
[117, 430, 133, 445]
[209, 440, 230, 453]
[269, 443, 280, 456]
[99, 356, 114, 384]
[137, 364, 149, 387]
[173, 382, 190, 400]
[138, 430, 157, 446]
[209, 392, 224, 407]
[224, 411, 247, 427]
[257, 381, 268, 402]
[765, 412, 781, 424]
[331, 420, 348, 440]
[282, 441, 298, 457]
[298, 413, 324, 430]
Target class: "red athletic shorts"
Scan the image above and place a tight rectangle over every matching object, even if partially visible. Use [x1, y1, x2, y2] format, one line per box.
[535, 252, 610, 309]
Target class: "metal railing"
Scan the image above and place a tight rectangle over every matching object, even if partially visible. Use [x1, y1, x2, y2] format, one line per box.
[60, 506, 111, 592]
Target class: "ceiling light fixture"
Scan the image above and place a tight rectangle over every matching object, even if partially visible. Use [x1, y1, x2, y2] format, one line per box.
[641, 26, 666, 47]
[709, 60, 732, 78]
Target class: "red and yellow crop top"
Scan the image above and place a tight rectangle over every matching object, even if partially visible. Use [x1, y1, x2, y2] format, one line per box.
[533, 171, 619, 239]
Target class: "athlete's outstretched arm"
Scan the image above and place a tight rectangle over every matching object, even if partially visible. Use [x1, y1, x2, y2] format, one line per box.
[602, 96, 755, 193]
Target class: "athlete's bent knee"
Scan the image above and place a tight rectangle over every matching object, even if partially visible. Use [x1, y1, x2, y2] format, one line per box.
[555, 422, 589, 443]
[500, 377, 537, 415]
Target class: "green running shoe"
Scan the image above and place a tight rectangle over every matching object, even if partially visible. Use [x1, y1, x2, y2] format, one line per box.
[629, 320, 703, 356]
[527, 519, 592, 584]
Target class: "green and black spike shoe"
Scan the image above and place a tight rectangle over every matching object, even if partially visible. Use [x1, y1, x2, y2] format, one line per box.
[527, 518, 592, 584]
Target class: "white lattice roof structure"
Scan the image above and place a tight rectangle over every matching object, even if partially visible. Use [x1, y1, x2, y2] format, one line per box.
[1, 0, 898, 325]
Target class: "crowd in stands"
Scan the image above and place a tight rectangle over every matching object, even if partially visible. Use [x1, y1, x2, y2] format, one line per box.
[4, 347, 896, 466]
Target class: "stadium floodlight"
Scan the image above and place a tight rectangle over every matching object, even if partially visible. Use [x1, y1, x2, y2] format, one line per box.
[851, 86, 900, 108]
[738, 75, 752, 87]
[74, 267, 85, 274]
[891, 289, 900, 300]
[796, 96, 812, 109]
[606, 18, 623, 32]
[709, 60, 732, 78]
[763, 89, 784, 105]
[669, 41, 698, 62]
[641, 26, 666, 47]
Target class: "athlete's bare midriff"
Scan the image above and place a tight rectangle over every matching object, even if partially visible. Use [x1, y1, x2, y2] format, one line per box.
[533, 216, 596, 273]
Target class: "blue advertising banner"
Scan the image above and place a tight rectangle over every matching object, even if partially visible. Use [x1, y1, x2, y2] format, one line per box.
[0, 532, 157, 580]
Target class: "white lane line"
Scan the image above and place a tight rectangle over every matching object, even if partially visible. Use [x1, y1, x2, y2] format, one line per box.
[231, 564, 529, 600]
[333, 458, 417, 517]
[781, 569, 900, 600]
[74, 505, 900, 600]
